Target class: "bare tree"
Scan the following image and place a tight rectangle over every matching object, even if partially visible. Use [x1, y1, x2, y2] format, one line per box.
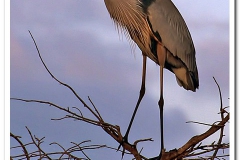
[11, 31, 229, 160]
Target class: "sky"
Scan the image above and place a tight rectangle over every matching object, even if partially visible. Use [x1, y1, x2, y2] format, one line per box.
[10, 0, 230, 159]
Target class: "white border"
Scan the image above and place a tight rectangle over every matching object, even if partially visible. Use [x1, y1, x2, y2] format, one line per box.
[6, 0, 233, 159]
[5, 0, 10, 159]
[230, 0, 236, 159]
[0, 0, 4, 158]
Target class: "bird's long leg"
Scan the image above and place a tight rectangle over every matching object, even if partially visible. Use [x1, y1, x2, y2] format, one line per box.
[157, 44, 166, 158]
[124, 54, 147, 142]
[118, 54, 146, 157]
[159, 65, 164, 154]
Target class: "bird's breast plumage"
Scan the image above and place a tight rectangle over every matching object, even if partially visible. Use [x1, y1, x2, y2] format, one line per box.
[104, 0, 159, 62]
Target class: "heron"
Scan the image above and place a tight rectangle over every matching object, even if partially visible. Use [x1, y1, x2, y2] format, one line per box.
[104, 0, 199, 158]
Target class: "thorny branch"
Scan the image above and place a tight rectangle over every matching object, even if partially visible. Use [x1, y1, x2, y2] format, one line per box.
[11, 31, 229, 160]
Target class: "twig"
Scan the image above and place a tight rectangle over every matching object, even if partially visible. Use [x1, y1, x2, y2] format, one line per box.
[25, 126, 52, 159]
[10, 133, 30, 160]
[88, 96, 103, 122]
[71, 141, 91, 160]
[212, 77, 225, 159]
[186, 121, 224, 127]
[133, 138, 153, 146]
[28, 30, 101, 122]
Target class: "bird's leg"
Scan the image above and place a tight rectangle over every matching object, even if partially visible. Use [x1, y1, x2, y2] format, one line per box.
[159, 65, 164, 155]
[124, 54, 147, 140]
[157, 44, 166, 159]
[118, 55, 147, 155]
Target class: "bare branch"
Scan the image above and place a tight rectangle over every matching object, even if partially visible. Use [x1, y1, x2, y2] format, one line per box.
[88, 96, 103, 122]
[212, 77, 226, 159]
[28, 30, 101, 121]
[186, 121, 224, 127]
[10, 133, 30, 160]
[11, 32, 229, 160]
[133, 138, 153, 146]
[25, 126, 52, 159]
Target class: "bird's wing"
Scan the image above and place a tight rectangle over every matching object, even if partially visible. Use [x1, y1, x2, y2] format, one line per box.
[146, 0, 197, 74]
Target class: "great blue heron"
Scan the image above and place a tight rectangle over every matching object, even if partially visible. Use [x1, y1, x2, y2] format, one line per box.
[104, 0, 199, 158]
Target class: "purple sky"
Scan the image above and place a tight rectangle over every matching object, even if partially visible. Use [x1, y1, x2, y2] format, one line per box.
[10, 0, 229, 159]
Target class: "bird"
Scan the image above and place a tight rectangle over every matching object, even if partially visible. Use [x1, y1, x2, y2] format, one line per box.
[104, 0, 199, 158]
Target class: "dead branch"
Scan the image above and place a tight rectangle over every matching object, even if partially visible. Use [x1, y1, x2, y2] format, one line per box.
[212, 77, 225, 159]
[10, 133, 30, 160]
[11, 127, 113, 160]
[10, 31, 229, 160]
[159, 77, 229, 160]
[27, 30, 146, 159]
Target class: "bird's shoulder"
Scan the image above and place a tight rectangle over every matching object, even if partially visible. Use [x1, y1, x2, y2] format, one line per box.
[146, 0, 194, 53]
[144, 0, 196, 70]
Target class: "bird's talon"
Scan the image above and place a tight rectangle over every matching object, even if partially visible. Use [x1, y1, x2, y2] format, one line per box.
[121, 148, 125, 159]
[117, 136, 130, 158]
[117, 143, 122, 151]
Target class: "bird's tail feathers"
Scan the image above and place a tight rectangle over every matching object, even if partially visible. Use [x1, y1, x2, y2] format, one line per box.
[173, 68, 198, 92]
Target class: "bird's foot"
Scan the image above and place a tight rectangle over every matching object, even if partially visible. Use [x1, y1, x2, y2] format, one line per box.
[117, 135, 133, 159]
[149, 148, 179, 160]
[148, 148, 166, 160]
[148, 156, 160, 160]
